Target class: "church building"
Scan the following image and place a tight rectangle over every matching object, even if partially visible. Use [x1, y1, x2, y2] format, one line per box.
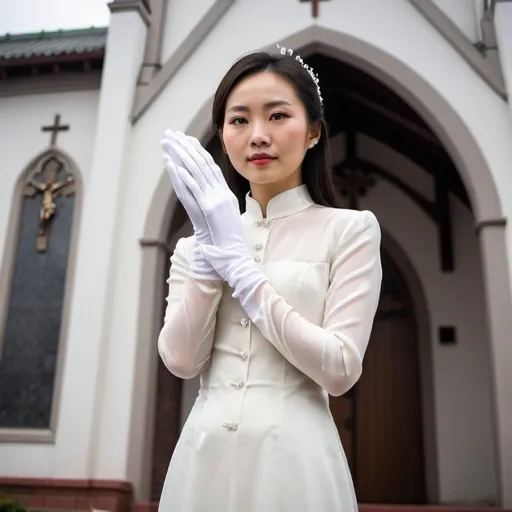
[1, 0, 512, 510]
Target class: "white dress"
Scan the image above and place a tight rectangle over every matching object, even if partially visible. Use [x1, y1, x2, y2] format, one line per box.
[158, 184, 382, 512]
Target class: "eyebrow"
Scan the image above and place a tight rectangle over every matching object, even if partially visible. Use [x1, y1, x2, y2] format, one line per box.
[227, 100, 293, 113]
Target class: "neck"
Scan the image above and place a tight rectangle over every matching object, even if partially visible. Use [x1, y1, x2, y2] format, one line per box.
[249, 176, 302, 217]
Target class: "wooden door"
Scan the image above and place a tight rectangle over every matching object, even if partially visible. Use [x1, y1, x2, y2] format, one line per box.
[330, 252, 426, 503]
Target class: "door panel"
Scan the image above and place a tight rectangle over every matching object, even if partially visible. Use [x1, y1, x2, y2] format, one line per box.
[330, 252, 426, 503]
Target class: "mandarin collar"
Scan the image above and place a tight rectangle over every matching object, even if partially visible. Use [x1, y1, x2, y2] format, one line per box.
[244, 184, 314, 221]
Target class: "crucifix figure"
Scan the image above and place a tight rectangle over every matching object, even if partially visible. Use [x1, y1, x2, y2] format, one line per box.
[334, 164, 376, 210]
[41, 114, 69, 146]
[24, 157, 75, 252]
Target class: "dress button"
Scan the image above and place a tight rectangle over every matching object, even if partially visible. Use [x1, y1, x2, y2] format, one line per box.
[255, 243, 263, 250]
[240, 351, 248, 361]
[254, 256, 261, 262]
[223, 421, 239, 431]
[241, 318, 249, 327]
[231, 381, 245, 389]
[263, 220, 270, 227]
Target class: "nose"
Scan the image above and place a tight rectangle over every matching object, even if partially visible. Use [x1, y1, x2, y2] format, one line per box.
[249, 121, 270, 147]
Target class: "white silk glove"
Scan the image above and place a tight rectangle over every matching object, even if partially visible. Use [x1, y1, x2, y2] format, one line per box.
[161, 130, 220, 281]
[164, 131, 268, 317]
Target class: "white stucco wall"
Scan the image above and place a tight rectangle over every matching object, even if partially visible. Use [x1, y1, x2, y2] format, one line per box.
[57, 9, 148, 482]
[431, 0, 481, 42]
[160, 0, 216, 63]
[0, 8, 148, 484]
[496, 3, 512, 121]
[0, 90, 99, 264]
[0, 88, 100, 472]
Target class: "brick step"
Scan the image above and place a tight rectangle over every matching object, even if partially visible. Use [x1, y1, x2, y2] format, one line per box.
[134, 502, 510, 512]
[2, 478, 510, 512]
[19, 503, 512, 512]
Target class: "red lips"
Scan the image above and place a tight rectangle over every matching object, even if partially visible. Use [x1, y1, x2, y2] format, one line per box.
[249, 153, 276, 161]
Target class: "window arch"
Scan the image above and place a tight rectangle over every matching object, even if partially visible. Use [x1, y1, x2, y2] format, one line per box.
[0, 149, 82, 441]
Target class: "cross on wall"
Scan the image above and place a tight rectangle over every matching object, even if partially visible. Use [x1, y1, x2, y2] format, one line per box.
[312, 0, 319, 17]
[302, 0, 326, 18]
[41, 114, 69, 146]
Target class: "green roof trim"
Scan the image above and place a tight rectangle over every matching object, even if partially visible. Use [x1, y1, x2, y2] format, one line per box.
[0, 27, 108, 61]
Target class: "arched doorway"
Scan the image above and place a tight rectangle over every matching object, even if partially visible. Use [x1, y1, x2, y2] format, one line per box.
[140, 32, 511, 504]
[148, 49, 490, 503]
[149, 204, 190, 502]
[330, 251, 425, 504]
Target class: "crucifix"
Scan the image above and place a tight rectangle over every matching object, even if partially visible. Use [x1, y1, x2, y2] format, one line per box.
[335, 165, 376, 210]
[334, 132, 376, 209]
[23, 157, 75, 252]
[41, 114, 69, 146]
[311, 0, 319, 18]
[302, 0, 321, 18]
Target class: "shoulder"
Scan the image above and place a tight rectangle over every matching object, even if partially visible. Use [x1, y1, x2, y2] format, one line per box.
[313, 206, 380, 239]
[320, 211, 381, 274]
[310, 207, 381, 264]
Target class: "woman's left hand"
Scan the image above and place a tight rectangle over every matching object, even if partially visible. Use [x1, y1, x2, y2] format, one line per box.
[164, 131, 246, 252]
[164, 131, 269, 315]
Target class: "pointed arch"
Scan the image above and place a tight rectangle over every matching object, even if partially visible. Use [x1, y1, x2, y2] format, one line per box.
[0, 148, 83, 442]
[137, 25, 512, 505]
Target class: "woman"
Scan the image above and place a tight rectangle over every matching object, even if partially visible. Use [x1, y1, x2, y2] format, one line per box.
[158, 46, 382, 512]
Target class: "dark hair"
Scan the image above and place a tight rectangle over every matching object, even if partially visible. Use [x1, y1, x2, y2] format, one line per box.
[211, 51, 340, 212]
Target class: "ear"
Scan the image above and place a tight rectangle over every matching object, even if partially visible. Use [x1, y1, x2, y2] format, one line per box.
[308, 121, 321, 148]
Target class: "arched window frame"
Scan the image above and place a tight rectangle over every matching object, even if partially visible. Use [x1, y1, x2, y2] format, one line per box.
[0, 148, 83, 443]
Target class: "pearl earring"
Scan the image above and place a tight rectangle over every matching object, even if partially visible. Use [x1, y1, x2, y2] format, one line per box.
[309, 141, 318, 149]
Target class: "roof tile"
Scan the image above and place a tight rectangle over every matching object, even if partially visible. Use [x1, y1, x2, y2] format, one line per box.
[0, 27, 107, 61]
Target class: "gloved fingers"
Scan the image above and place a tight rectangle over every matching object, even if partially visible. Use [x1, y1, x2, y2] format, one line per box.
[162, 153, 179, 189]
[164, 155, 199, 216]
[171, 132, 220, 188]
[175, 132, 210, 173]
[176, 165, 205, 207]
[164, 132, 209, 192]
[162, 151, 174, 170]
[163, 153, 185, 199]
[162, 131, 189, 168]
[170, 165, 211, 237]
[161, 139, 185, 169]
[169, 130, 227, 189]
[183, 135, 227, 187]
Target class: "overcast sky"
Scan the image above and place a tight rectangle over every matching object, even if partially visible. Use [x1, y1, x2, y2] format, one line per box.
[0, 0, 111, 35]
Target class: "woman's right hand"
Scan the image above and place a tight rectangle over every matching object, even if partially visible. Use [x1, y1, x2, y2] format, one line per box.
[161, 130, 221, 281]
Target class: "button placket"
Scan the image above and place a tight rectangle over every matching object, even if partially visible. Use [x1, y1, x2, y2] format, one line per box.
[239, 314, 251, 360]
[223, 311, 252, 431]
[222, 216, 272, 432]
[252, 218, 273, 265]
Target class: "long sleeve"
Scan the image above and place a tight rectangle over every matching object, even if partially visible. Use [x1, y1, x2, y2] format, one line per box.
[247, 210, 382, 396]
[158, 237, 224, 379]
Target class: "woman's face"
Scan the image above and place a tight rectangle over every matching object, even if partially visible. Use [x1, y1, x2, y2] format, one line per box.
[221, 71, 319, 191]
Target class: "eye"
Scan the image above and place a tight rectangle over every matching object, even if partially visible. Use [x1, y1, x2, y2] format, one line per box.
[229, 117, 247, 125]
[270, 112, 289, 121]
